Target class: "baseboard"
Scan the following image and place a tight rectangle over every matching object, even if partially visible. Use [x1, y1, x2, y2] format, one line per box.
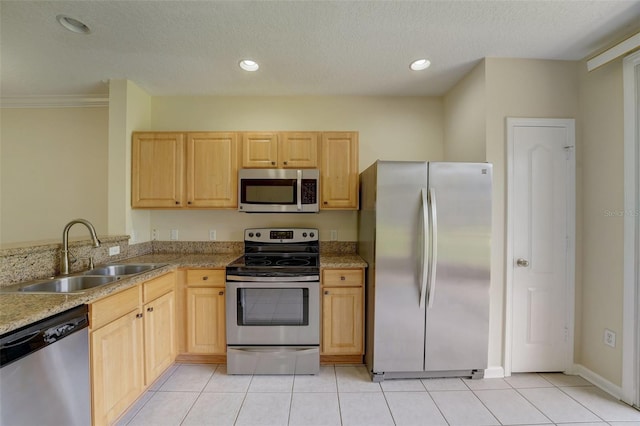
[484, 366, 505, 378]
[573, 363, 625, 401]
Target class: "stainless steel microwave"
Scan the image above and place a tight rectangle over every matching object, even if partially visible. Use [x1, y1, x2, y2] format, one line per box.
[238, 169, 319, 213]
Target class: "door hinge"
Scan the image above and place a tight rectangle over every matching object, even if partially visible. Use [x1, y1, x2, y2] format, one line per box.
[564, 326, 569, 342]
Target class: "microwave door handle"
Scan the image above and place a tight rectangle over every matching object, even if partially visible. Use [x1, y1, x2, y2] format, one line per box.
[297, 169, 302, 211]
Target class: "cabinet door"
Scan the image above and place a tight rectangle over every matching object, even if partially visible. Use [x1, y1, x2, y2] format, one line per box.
[242, 132, 278, 168]
[144, 291, 176, 386]
[132, 132, 185, 208]
[322, 287, 364, 355]
[279, 132, 319, 168]
[320, 132, 359, 209]
[91, 310, 144, 426]
[187, 132, 239, 208]
[186, 287, 226, 354]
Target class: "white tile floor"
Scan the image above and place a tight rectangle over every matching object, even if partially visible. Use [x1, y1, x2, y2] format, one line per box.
[116, 364, 640, 426]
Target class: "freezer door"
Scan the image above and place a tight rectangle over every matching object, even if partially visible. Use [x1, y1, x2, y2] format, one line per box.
[424, 162, 492, 372]
[369, 161, 429, 373]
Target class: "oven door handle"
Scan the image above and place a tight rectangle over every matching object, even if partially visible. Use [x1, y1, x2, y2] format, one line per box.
[230, 346, 318, 354]
[296, 169, 303, 211]
[226, 275, 320, 282]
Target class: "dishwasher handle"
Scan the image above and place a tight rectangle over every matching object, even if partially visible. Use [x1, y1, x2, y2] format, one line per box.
[0, 331, 40, 349]
[1, 305, 88, 368]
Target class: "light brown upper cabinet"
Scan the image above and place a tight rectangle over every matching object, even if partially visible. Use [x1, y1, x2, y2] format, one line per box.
[186, 132, 238, 208]
[242, 132, 319, 168]
[132, 132, 185, 208]
[320, 132, 359, 210]
[132, 132, 239, 209]
[279, 132, 319, 168]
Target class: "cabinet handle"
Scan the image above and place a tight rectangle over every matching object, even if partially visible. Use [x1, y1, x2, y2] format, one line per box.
[323, 201, 328, 205]
[202, 276, 209, 281]
[175, 201, 180, 205]
[219, 291, 224, 296]
[271, 161, 276, 165]
[283, 161, 288, 165]
[136, 313, 143, 319]
[147, 307, 154, 312]
[340, 276, 346, 281]
[188, 201, 192, 205]
[324, 290, 329, 295]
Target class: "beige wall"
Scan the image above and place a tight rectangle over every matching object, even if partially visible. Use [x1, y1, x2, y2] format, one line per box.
[443, 58, 581, 371]
[108, 80, 153, 243]
[485, 58, 580, 371]
[577, 58, 625, 386]
[146, 96, 444, 242]
[0, 107, 109, 244]
[443, 61, 486, 162]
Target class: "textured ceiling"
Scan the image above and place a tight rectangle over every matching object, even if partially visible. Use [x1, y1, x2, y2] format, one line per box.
[1, 0, 640, 98]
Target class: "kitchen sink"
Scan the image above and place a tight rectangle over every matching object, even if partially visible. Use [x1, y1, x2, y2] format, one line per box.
[17, 275, 121, 293]
[1, 263, 168, 294]
[81, 263, 166, 276]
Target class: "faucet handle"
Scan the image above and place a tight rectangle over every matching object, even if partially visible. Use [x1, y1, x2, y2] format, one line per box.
[88, 257, 94, 269]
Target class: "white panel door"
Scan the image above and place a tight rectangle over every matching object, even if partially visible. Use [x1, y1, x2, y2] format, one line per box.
[510, 121, 574, 372]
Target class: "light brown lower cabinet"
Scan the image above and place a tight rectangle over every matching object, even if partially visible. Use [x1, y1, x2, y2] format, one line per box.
[184, 269, 227, 356]
[89, 272, 176, 426]
[321, 268, 365, 358]
[90, 308, 144, 426]
[186, 287, 226, 354]
[143, 290, 176, 385]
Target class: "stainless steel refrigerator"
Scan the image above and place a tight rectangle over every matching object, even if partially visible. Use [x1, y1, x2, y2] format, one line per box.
[358, 161, 492, 381]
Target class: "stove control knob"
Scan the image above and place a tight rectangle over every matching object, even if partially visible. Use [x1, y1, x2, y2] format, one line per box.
[302, 232, 307, 237]
[256, 232, 261, 238]
[310, 232, 315, 238]
[248, 232, 254, 237]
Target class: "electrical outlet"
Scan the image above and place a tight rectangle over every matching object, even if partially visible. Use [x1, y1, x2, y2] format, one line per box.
[604, 329, 616, 348]
[108, 246, 120, 256]
[209, 229, 217, 241]
[152, 229, 158, 240]
[170, 229, 179, 241]
[330, 230, 338, 241]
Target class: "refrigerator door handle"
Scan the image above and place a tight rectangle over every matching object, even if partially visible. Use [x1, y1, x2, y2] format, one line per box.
[427, 187, 438, 308]
[419, 188, 429, 308]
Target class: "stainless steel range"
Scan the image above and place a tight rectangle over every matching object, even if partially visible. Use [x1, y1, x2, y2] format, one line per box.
[226, 228, 320, 375]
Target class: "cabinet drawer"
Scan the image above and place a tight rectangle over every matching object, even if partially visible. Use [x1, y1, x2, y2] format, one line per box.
[90, 286, 140, 330]
[143, 272, 176, 303]
[322, 269, 363, 287]
[186, 269, 225, 287]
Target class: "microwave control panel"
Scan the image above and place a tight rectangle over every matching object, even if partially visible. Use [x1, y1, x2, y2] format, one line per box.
[301, 180, 317, 204]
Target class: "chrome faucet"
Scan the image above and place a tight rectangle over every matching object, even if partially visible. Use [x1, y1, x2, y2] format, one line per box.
[60, 219, 101, 275]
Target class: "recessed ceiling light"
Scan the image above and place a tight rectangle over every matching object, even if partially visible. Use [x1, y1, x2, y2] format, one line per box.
[56, 14, 91, 34]
[410, 59, 431, 71]
[239, 59, 259, 72]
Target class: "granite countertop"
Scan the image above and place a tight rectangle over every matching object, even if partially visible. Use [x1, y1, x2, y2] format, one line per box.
[320, 254, 368, 268]
[0, 252, 366, 335]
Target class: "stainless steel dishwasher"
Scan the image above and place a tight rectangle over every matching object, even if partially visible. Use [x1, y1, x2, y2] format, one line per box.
[0, 305, 90, 426]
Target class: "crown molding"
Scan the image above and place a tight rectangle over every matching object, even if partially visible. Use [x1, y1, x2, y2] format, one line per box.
[0, 95, 109, 108]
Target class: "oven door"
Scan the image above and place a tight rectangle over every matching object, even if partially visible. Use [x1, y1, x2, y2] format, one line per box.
[226, 280, 320, 346]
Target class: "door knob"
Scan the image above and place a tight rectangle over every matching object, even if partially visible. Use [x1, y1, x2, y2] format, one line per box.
[516, 258, 529, 267]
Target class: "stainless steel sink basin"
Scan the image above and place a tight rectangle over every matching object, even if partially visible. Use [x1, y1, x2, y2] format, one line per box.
[1, 263, 168, 294]
[17, 275, 121, 293]
[81, 263, 166, 276]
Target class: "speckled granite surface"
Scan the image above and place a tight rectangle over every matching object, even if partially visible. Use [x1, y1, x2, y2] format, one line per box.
[0, 236, 147, 286]
[320, 254, 367, 268]
[0, 241, 366, 335]
[0, 262, 178, 335]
